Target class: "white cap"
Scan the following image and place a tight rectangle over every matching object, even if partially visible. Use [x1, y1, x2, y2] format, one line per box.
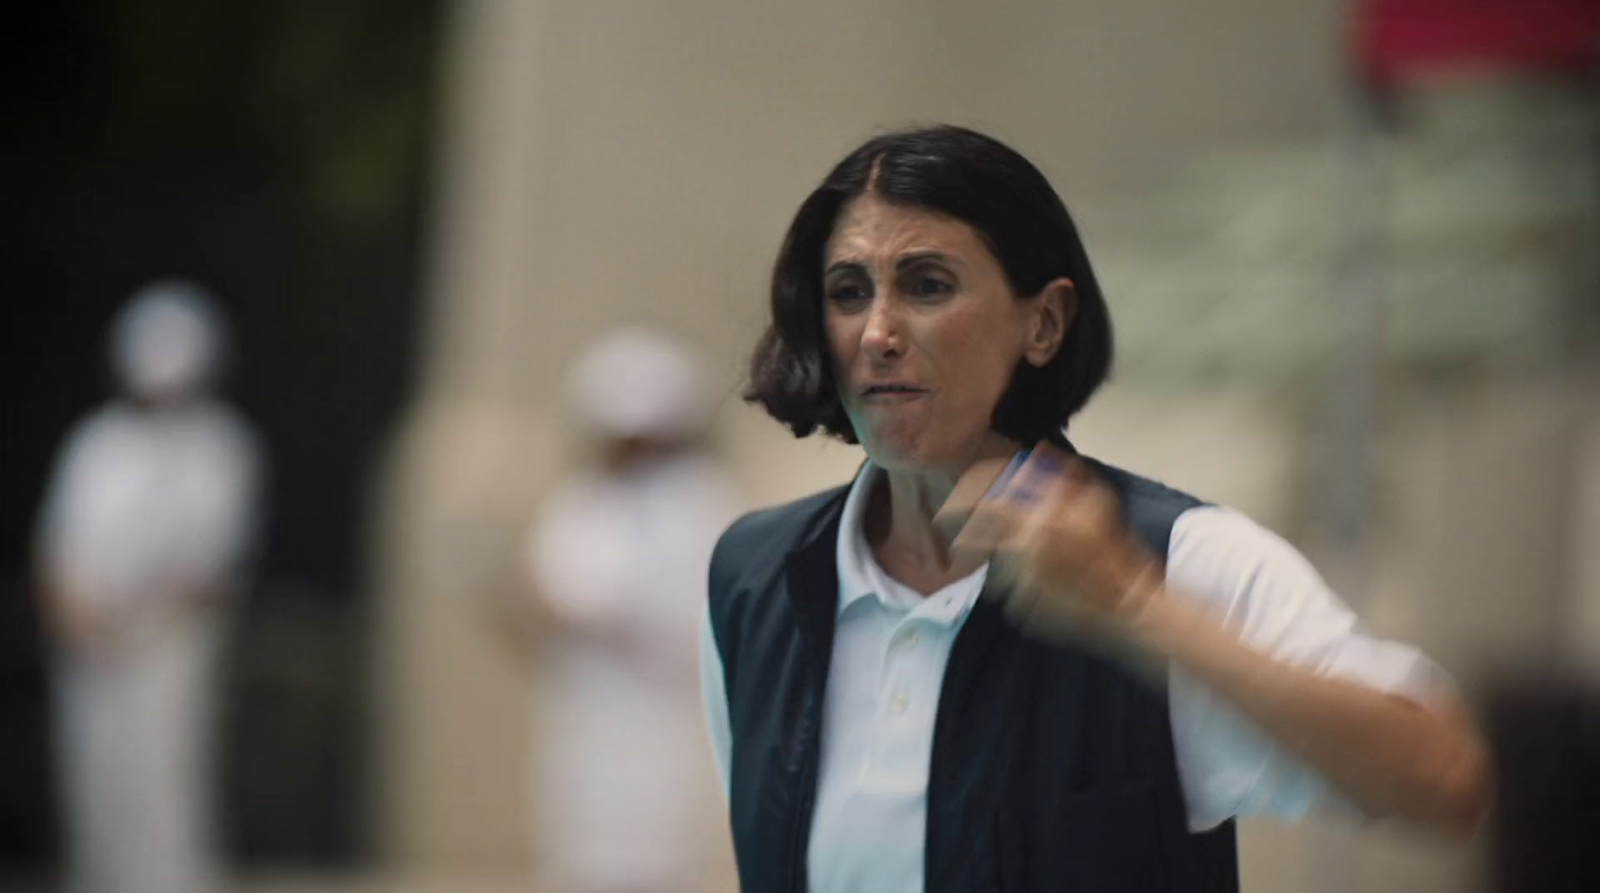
[111, 280, 227, 401]
[564, 328, 714, 441]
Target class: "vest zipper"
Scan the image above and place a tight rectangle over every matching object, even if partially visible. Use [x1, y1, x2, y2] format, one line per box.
[785, 681, 824, 893]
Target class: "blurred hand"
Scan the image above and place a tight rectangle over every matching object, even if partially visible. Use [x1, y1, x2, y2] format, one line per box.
[941, 443, 1163, 641]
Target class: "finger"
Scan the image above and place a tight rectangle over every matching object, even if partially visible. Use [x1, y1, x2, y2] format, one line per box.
[947, 446, 1081, 569]
[998, 568, 1092, 639]
[936, 451, 1027, 541]
[995, 448, 1054, 502]
[1001, 590, 1036, 626]
[1045, 465, 1098, 525]
[1017, 441, 1078, 487]
[949, 498, 1023, 565]
[1007, 560, 1107, 640]
[976, 531, 1038, 591]
[995, 446, 1087, 522]
[1021, 440, 1069, 479]
[1027, 457, 1115, 536]
[1053, 450, 1089, 481]
[996, 564, 1039, 622]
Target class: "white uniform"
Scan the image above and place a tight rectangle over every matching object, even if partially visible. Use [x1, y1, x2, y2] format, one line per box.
[40, 402, 261, 893]
[528, 454, 740, 893]
[36, 284, 262, 893]
[527, 328, 739, 893]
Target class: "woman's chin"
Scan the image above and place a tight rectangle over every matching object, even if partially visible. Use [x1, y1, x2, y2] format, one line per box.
[862, 436, 960, 477]
[861, 432, 926, 470]
[863, 428, 1018, 480]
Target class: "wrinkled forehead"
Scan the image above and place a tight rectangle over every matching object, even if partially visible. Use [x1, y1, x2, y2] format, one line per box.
[823, 194, 990, 271]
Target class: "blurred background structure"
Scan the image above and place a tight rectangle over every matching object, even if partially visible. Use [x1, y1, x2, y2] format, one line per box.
[2, 1, 1598, 892]
[2, 0, 439, 883]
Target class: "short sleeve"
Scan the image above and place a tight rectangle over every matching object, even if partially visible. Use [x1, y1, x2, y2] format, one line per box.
[177, 411, 266, 583]
[1164, 505, 1449, 830]
[523, 480, 630, 624]
[700, 605, 733, 798]
[34, 416, 100, 576]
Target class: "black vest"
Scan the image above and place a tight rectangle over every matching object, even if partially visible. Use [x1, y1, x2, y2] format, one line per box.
[707, 457, 1240, 893]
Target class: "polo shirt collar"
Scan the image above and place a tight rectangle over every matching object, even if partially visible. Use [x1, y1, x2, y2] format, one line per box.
[834, 459, 987, 624]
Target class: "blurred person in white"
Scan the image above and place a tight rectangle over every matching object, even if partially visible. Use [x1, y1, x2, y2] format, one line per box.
[33, 281, 264, 893]
[520, 329, 741, 893]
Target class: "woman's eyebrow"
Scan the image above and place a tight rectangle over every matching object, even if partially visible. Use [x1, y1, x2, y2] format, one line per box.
[823, 260, 868, 277]
[896, 251, 961, 271]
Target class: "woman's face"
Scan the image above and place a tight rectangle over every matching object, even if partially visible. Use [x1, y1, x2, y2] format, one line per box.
[823, 194, 1066, 477]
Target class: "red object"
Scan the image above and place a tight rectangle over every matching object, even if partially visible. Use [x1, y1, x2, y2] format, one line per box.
[1355, 0, 1600, 87]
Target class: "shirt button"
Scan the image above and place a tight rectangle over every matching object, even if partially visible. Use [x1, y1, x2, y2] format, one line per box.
[889, 692, 910, 715]
[900, 629, 920, 649]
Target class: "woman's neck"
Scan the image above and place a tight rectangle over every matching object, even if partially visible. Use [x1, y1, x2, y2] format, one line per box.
[865, 439, 1019, 595]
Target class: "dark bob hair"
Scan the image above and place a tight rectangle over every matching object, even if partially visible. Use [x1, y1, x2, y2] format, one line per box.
[744, 124, 1114, 446]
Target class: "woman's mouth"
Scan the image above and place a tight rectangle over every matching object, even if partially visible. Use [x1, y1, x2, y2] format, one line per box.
[861, 384, 928, 401]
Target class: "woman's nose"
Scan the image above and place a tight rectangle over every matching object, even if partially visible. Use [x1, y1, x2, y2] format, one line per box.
[861, 298, 903, 362]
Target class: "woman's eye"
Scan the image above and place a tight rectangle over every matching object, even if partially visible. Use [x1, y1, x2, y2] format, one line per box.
[828, 283, 869, 305]
[911, 276, 952, 297]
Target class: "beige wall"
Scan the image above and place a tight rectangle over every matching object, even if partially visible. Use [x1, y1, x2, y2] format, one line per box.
[370, 1, 1589, 890]
[413, 0, 1349, 410]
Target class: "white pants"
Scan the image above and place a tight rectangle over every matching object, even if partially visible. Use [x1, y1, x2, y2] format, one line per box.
[55, 616, 222, 893]
[535, 652, 717, 893]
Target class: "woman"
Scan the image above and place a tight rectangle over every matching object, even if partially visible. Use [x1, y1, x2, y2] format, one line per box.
[699, 126, 1489, 893]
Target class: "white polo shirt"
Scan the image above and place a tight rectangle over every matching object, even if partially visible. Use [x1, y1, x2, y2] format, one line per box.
[700, 461, 1441, 893]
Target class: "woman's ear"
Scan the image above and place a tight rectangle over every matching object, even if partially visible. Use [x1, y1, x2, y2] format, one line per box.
[1025, 277, 1076, 367]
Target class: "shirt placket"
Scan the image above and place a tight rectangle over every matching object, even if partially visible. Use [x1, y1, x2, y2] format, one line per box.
[862, 612, 931, 792]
